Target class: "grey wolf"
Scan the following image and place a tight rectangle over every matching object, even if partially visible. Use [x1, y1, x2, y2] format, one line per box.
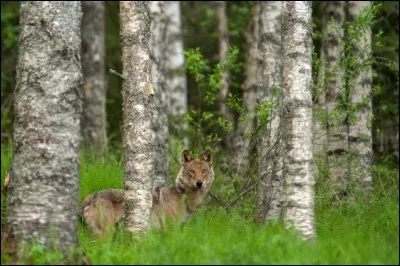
[80, 149, 215, 238]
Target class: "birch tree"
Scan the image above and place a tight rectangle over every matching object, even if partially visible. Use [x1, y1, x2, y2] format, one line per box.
[120, 1, 154, 233]
[164, 1, 188, 147]
[347, 1, 373, 186]
[281, 1, 315, 241]
[231, 2, 260, 178]
[256, 1, 283, 223]
[216, 1, 235, 157]
[6, 1, 83, 255]
[81, 1, 107, 157]
[321, 1, 347, 190]
[149, 1, 169, 187]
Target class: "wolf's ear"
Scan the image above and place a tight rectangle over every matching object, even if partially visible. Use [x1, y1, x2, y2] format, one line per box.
[181, 150, 193, 164]
[200, 149, 212, 165]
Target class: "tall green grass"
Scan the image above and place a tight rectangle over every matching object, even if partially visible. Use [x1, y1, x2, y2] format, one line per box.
[1, 144, 399, 264]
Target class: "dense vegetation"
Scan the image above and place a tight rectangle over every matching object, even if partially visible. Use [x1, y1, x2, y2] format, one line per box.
[1, 142, 398, 264]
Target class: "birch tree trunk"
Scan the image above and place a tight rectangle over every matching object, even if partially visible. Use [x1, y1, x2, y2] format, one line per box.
[231, 2, 259, 179]
[164, 1, 188, 148]
[6, 1, 83, 255]
[321, 1, 348, 190]
[120, 1, 154, 233]
[216, 1, 235, 158]
[281, 1, 315, 241]
[149, 1, 169, 188]
[312, 2, 345, 181]
[81, 1, 107, 158]
[347, 1, 373, 186]
[256, 1, 283, 223]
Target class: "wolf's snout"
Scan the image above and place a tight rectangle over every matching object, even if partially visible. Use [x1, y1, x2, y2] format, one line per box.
[196, 181, 203, 188]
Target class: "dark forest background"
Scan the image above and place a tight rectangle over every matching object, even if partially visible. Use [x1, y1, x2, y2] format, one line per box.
[1, 1, 398, 161]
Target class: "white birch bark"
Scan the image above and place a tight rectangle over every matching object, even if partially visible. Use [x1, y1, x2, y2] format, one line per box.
[320, 1, 348, 190]
[347, 1, 373, 186]
[231, 2, 260, 178]
[164, 1, 189, 148]
[256, 1, 284, 223]
[281, 1, 316, 241]
[149, 1, 169, 188]
[81, 1, 107, 157]
[6, 1, 83, 255]
[120, 1, 154, 233]
[165, 1, 188, 117]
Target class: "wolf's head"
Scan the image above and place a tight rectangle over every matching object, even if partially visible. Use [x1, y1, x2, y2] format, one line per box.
[176, 149, 215, 191]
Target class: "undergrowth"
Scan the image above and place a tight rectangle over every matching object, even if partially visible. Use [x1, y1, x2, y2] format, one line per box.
[1, 143, 399, 264]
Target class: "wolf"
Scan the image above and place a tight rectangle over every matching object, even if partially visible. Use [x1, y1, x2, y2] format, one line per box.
[79, 149, 215, 238]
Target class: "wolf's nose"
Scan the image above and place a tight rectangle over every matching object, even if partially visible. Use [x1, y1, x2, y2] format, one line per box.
[196, 181, 203, 188]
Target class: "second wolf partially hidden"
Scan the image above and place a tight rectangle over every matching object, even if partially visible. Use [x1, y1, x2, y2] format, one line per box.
[80, 149, 215, 237]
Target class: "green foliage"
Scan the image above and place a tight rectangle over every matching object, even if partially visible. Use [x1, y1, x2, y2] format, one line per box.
[205, 46, 240, 104]
[79, 152, 123, 201]
[226, 92, 245, 113]
[1, 240, 88, 265]
[104, 1, 123, 150]
[1, 2, 19, 142]
[184, 47, 209, 84]
[313, 2, 388, 152]
[341, 2, 382, 125]
[227, 1, 252, 38]
[183, 45, 241, 151]
[1, 4, 19, 50]
[184, 46, 240, 105]
[1, 105, 13, 138]
[1, 145, 398, 264]
[371, 1, 399, 154]
[256, 99, 273, 129]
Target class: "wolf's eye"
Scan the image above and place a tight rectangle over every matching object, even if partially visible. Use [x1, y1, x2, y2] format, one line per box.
[202, 169, 206, 174]
[190, 170, 195, 175]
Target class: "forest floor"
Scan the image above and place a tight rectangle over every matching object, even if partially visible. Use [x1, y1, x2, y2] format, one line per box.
[1, 143, 399, 264]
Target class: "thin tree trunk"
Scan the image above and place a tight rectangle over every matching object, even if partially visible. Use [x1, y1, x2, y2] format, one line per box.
[216, 1, 235, 156]
[6, 1, 83, 255]
[231, 2, 260, 179]
[321, 1, 348, 191]
[395, 121, 399, 159]
[149, 1, 169, 188]
[312, 2, 343, 181]
[81, 1, 107, 158]
[312, 45, 327, 181]
[281, 1, 315, 241]
[120, 1, 154, 234]
[164, 1, 189, 148]
[347, 1, 373, 186]
[256, 1, 283, 223]
[395, 77, 399, 159]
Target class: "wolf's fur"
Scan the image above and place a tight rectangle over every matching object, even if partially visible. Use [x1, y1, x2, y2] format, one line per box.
[80, 149, 214, 237]
[79, 189, 124, 237]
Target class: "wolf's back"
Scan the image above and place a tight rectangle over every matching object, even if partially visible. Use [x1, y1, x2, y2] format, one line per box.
[78, 189, 124, 225]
